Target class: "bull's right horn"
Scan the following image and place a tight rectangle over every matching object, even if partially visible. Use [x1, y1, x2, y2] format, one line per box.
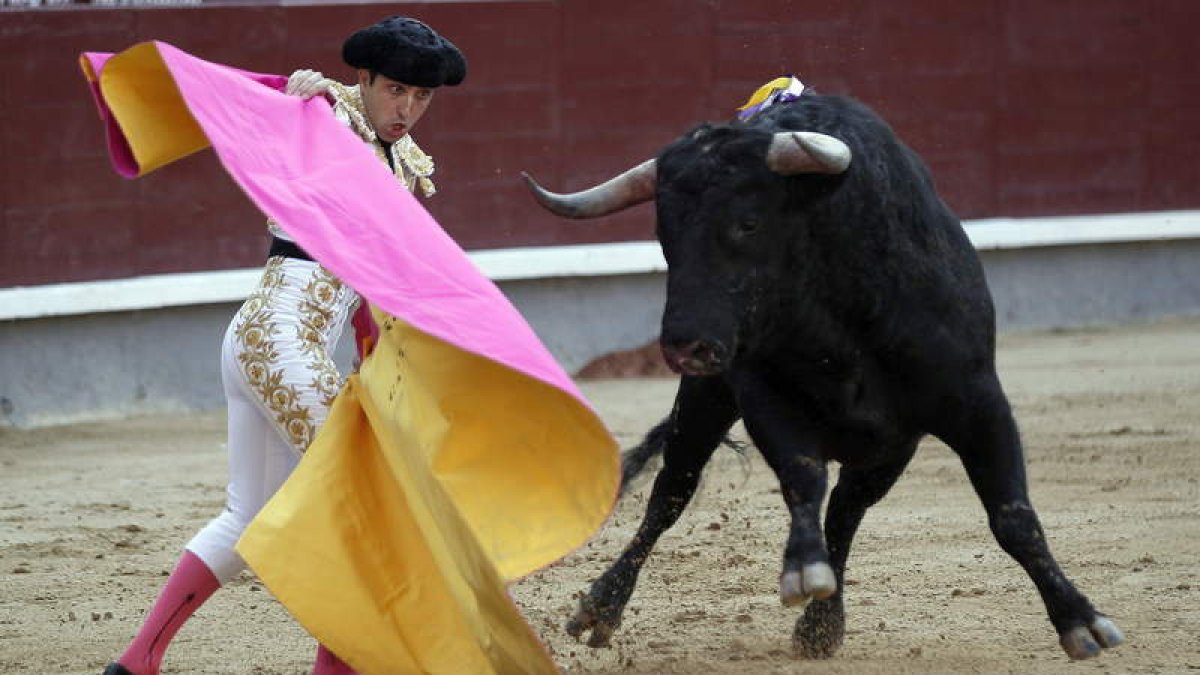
[766, 132, 852, 175]
[520, 159, 657, 219]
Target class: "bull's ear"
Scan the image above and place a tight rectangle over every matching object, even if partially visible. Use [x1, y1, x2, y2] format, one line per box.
[766, 132, 851, 175]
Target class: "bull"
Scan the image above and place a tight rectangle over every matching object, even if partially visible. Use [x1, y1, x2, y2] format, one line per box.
[520, 89, 1124, 660]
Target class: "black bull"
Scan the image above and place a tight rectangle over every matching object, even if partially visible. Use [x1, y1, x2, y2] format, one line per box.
[521, 93, 1123, 660]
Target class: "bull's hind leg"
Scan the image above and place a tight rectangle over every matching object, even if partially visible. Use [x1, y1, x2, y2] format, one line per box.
[944, 378, 1124, 659]
[567, 375, 739, 648]
[794, 442, 918, 659]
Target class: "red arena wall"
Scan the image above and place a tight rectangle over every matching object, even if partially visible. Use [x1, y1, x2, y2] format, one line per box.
[2, 0, 1198, 286]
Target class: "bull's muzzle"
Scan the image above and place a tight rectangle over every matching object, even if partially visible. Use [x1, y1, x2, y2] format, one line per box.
[661, 339, 731, 376]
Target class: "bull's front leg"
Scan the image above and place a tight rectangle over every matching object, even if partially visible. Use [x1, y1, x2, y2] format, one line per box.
[941, 377, 1124, 660]
[753, 444, 836, 608]
[568, 375, 739, 648]
[736, 380, 836, 609]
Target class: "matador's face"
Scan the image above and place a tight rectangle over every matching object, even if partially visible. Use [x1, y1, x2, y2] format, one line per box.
[357, 70, 433, 144]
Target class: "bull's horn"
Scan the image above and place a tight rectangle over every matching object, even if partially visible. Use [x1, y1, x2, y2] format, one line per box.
[766, 132, 851, 175]
[520, 159, 657, 219]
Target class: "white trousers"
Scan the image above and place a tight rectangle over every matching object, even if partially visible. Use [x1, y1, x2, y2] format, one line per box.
[187, 257, 356, 583]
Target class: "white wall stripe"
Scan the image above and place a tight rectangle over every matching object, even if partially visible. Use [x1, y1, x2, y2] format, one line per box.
[965, 210, 1200, 250]
[2, 210, 1198, 321]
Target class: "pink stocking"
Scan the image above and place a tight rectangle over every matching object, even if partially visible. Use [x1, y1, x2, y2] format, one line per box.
[112, 550, 220, 675]
[313, 644, 359, 674]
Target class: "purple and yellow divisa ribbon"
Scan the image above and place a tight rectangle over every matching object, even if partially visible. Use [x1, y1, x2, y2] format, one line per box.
[737, 75, 807, 121]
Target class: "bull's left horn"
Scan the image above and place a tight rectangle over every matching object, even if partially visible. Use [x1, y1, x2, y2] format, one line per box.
[766, 132, 851, 175]
[520, 159, 657, 219]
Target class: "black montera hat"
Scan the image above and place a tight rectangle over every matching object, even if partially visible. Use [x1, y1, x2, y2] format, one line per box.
[342, 16, 467, 88]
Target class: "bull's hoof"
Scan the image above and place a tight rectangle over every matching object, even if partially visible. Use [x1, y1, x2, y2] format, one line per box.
[780, 562, 837, 608]
[565, 594, 619, 649]
[1059, 616, 1124, 659]
[793, 597, 845, 659]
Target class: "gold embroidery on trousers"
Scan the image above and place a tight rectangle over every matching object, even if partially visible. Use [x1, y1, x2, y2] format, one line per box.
[298, 267, 347, 407]
[233, 259, 350, 452]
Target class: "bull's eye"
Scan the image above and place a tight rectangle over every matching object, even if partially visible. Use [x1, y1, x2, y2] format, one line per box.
[736, 218, 761, 236]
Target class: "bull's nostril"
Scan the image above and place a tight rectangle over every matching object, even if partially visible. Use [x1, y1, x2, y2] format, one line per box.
[661, 339, 728, 374]
[693, 341, 727, 365]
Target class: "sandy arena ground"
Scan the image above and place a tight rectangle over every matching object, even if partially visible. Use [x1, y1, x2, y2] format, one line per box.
[2, 319, 1198, 674]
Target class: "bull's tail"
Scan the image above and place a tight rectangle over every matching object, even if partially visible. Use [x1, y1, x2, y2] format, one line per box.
[618, 417, 749, 497]
[619, 418, 673, 496]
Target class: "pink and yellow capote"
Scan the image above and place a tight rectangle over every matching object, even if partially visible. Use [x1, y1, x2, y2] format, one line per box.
[80, 41, 620, 675]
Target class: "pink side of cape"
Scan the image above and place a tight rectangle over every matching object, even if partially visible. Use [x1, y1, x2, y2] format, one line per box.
[81, 44, 588, 405]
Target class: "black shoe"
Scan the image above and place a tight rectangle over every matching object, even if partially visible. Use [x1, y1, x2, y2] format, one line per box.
[103, 664, 134, 675]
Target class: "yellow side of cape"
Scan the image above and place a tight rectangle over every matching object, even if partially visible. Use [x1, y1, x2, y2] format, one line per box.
[238, 310, 618, 674]
[80, 42, 210, 176]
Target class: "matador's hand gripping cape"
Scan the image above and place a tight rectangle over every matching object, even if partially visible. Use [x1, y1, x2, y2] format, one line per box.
[80, 42, 620, 675]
